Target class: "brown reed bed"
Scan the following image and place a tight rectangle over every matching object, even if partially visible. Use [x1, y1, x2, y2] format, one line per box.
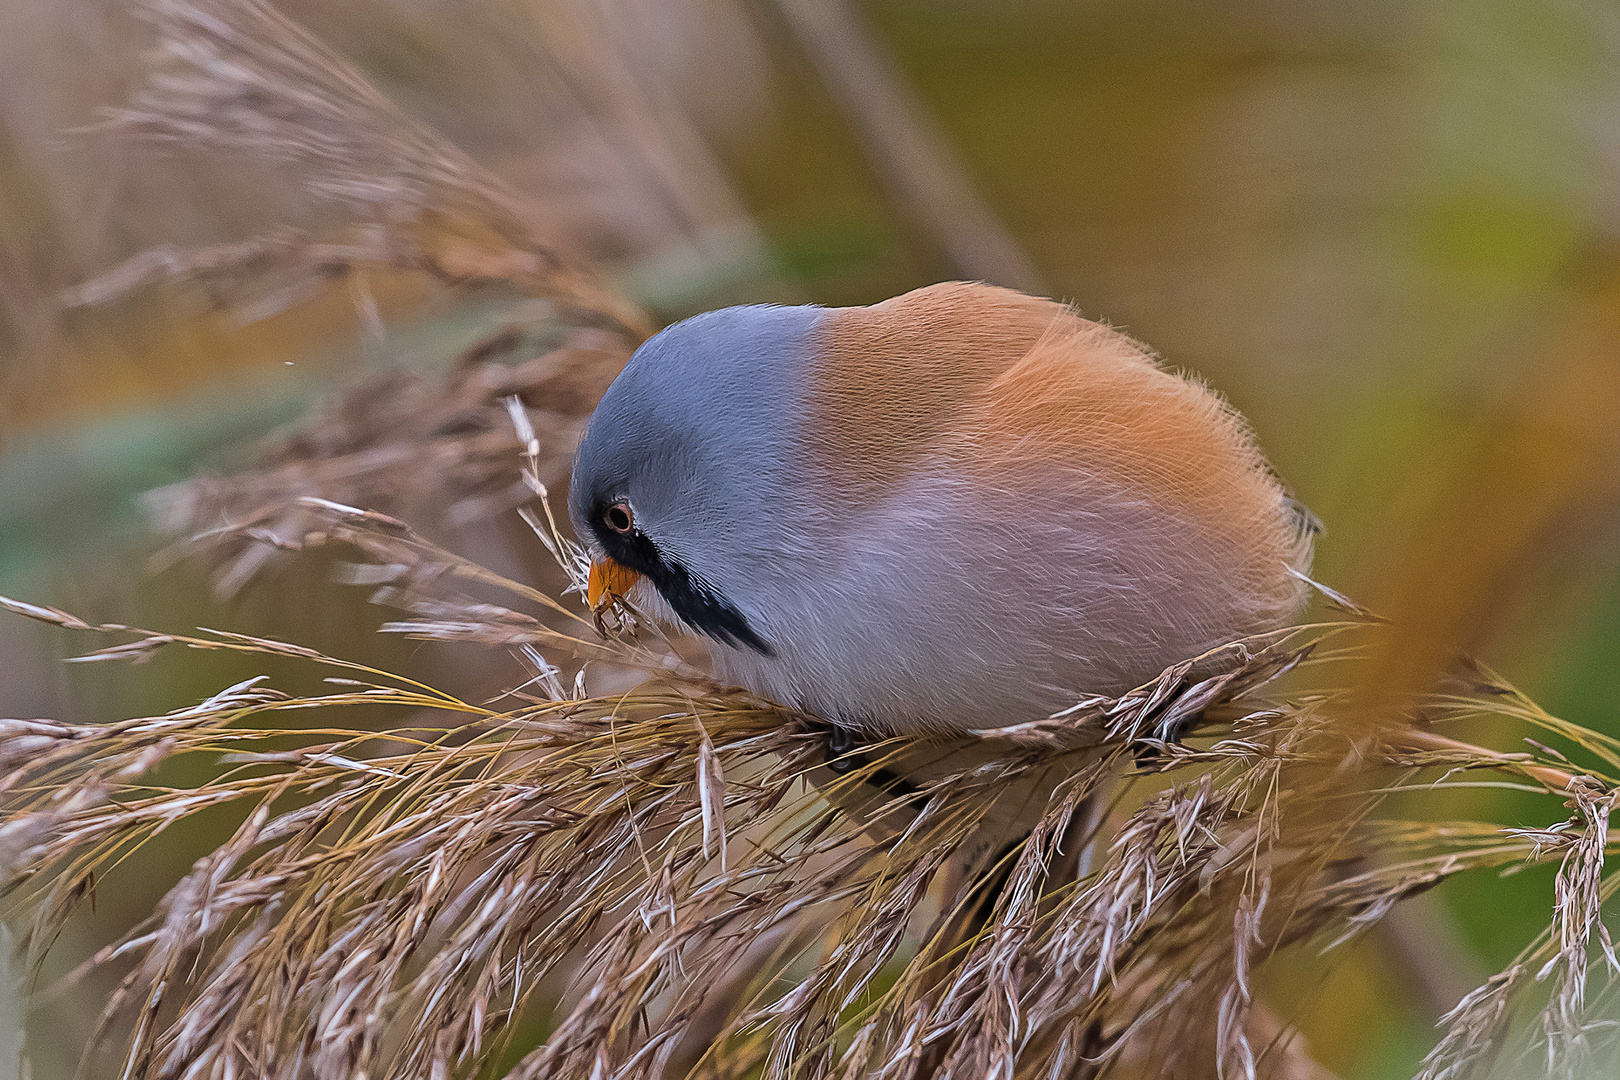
[1, 484, 1618, 1078]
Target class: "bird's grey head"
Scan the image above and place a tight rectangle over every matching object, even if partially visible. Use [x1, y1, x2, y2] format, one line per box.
[568, 303, 825, 655]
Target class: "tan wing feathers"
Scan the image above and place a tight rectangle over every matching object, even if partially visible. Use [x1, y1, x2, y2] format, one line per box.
[808, 282, 1070, 505]
[807, 281, 1306, 617]
[972, 319, 1307, 615]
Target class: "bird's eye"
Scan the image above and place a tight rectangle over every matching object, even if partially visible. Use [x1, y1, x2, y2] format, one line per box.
[603, 502, 635, 533]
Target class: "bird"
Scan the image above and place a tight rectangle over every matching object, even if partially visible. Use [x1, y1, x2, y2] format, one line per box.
[567, 281, 1314, 860]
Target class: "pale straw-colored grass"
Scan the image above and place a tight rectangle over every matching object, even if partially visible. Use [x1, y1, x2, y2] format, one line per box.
[2, 489, 1617, 1078]
[64, 0, 650, 340]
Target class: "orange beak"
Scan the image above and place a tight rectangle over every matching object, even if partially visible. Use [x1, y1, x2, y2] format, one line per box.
[587, 556, 643, 612]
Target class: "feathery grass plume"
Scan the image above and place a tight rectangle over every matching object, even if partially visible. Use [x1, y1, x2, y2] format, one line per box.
[3, 495, 1619, 1079]
[62, 0, 650, 338]
[143, 325, 632, 597]
[57, 0, 654, 594]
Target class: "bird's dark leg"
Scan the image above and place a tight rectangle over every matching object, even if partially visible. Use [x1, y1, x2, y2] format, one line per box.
[1130, 706, 1205, 771]
[1130, 739, 1166, 771]
[823, 722, 861, 774]
[817, 721, 921, 797]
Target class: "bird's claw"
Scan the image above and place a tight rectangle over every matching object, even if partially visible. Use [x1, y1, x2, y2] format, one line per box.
[824, 723, 860, 773]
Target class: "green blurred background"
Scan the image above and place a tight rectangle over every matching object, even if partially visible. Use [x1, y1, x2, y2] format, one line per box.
[2, 1, 1619, 1076]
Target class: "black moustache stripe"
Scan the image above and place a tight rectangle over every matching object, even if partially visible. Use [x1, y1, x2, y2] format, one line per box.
[593, 525, 774, 656]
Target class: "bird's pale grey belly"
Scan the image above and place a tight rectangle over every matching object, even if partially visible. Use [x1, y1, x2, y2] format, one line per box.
[709, 471, 1297, 737]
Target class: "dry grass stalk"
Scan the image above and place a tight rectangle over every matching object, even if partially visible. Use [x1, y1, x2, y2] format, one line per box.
[57, 0, 656, 600]
[145, 326, 632, 597]
[63, 0, 650, 337]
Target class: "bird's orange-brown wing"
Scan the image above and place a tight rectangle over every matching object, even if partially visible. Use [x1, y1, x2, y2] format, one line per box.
[805, 282, 1071, 507]
[807, 280, 1307, 625]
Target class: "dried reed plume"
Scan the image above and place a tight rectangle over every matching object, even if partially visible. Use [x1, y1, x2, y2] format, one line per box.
[143, 325, 632, 597]
[65, 0, 659, 595]
[63, 0, 650, 338]
[3, 471, 1619, 1078]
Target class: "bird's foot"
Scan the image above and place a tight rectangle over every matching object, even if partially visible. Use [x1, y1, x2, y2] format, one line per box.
[1130, 708, 1203, 770]
[822, 722, 862, 774]
[816, 722, 921, 797]
[1130, 740, 1165, 771]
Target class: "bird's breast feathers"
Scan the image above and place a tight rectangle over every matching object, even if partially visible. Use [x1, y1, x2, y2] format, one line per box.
[723, 283, 1312, 733]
